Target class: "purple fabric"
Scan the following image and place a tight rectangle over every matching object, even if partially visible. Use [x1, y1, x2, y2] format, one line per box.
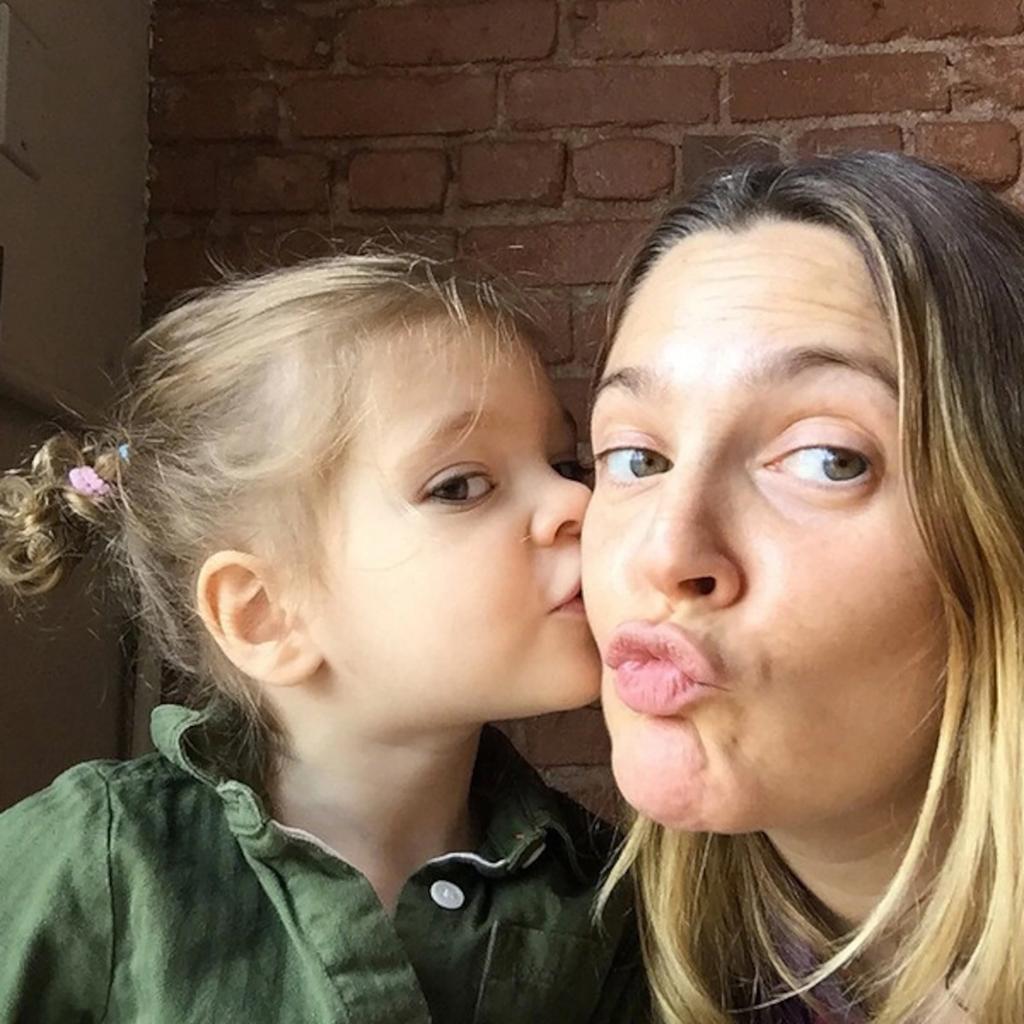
[753, 935, 863, 1023]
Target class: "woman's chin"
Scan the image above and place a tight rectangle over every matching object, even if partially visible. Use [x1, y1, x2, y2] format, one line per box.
[610, 713, 736, 832]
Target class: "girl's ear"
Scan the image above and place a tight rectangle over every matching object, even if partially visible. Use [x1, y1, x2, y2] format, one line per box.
[196, 551, 323, 687]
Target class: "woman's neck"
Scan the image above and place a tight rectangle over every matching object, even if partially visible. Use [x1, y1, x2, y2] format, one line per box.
[768, 817, 912, 928]
[267, 707, 482, 912]
[764, 772, 962, 1024]
[767, 770, 934, 930]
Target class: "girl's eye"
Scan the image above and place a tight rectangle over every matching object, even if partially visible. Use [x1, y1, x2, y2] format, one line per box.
[597, 448, 672, 484]
[776, 446, 870, 485]
[428, 473, 494, 504]
[552, 459, 592, 485]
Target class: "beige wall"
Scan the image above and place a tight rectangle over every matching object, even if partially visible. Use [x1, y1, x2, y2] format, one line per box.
[0, 0, 151, 417]
[0, 0, 150, 809]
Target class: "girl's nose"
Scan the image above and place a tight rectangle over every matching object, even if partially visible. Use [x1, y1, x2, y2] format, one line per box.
[529, 471, 590, 547]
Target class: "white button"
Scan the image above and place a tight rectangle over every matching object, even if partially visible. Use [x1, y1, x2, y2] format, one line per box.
[430, 879, 465, 910]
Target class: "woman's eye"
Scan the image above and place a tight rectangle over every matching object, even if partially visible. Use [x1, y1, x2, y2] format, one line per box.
[777, 446, 870, 485]
[428, 474, 494, 503]
[552, 459, 592, 485]
[597, 448, 672, 483]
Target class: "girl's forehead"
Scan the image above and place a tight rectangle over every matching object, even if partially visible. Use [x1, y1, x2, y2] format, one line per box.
[362, 327, 539, 399]
[357, 334, 565, 447]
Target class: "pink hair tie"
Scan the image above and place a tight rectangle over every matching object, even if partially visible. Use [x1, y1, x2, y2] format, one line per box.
[68, 466, 112, 499]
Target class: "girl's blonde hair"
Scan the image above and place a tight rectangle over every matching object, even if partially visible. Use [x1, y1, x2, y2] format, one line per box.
[0, 252, 537, 787]
[598, 152, 1024, 1023]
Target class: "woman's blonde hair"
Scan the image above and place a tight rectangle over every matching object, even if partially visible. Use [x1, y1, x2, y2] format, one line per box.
[598, 152, 1024, 1023]
[0, 252, 537, 787]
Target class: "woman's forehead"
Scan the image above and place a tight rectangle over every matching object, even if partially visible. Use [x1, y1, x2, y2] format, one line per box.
[611, 220, 893, 370]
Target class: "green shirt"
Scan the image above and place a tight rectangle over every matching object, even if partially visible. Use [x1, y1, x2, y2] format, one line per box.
[0, 704, 647, 1023]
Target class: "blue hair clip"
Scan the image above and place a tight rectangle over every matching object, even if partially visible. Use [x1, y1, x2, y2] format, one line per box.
[117, 443, 130, 462]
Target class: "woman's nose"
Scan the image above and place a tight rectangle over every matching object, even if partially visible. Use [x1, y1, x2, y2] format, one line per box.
[632, 483, 743, 610]
[530, 472, 590, 547]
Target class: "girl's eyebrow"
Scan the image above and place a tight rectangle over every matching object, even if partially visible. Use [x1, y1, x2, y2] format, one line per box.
[401, 400, 579, 473]
[594, 345, 898, 405]
[388, 409, 490, 479]
[405, 409, 489, 465]
[401, 406, 525, 468]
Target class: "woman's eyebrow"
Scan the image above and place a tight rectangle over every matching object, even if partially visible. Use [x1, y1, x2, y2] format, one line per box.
[742, 346, 898, 398]
[595, 346, 898, 403]
[593, 365, 670, 403]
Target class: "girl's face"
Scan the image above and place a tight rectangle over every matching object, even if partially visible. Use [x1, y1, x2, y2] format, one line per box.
[582, 221, 945, 843]
[304, 331, 599, 737]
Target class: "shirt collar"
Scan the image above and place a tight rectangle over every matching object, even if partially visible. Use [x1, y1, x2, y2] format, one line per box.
[151, 703, 604, 881]
[465, 725, 606, 881]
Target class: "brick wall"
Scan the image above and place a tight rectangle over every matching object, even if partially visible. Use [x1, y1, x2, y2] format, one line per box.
[147, 0, 1024, 814]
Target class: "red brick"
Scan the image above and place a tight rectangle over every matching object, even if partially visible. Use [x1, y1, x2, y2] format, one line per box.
[175, 228, 333, 281]
[516, 708, 611, 765]
[573, 139, 674, 200]
[805, 0, 1021, 44]
[915, 121, 1020, 187]
[797, 125, 903, 157]
[146, 232, 342, 302]
[956, 46, 1024, 109]
[521, 289, 573, 364]
[145, 237, 224, 300]
[345, 225, 459, 262]
[573, 0, 791, 56]
[461, 221, 647, 286]
[227, 155, 329, 213]
[151, 80, 278, 141]
[149, 149, 219, 212]
[551, 376, 594, 436]
[346, 1, 556, 66]
[287, 74, 495, 137]
[237, 228, 344, 268]
[348, 150, 449, 211]
[678, 134, 781, 187]
[459, 141, 565, 205]
[507, 66, 718, 129]
[731, 54, 949, 121]
[153, 10, 327, 73]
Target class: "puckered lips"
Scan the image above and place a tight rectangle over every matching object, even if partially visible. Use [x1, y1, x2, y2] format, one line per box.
[605, 620, 720, 716]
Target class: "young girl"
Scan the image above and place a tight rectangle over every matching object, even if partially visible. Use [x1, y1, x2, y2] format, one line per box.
[0, 254, 644, 1023]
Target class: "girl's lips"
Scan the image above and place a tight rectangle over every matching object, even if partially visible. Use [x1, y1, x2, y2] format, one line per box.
[552, 589, 586, 615]
[605, 621, 720, 716]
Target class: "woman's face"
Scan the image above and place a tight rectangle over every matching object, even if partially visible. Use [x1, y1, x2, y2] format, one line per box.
[582, 220, 945, 843]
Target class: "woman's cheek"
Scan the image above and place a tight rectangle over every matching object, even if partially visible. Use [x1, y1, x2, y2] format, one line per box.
[581, 520, 621, 645]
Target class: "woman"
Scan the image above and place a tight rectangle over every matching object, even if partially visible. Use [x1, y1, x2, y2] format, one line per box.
[583, 152, 1021, 1023]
